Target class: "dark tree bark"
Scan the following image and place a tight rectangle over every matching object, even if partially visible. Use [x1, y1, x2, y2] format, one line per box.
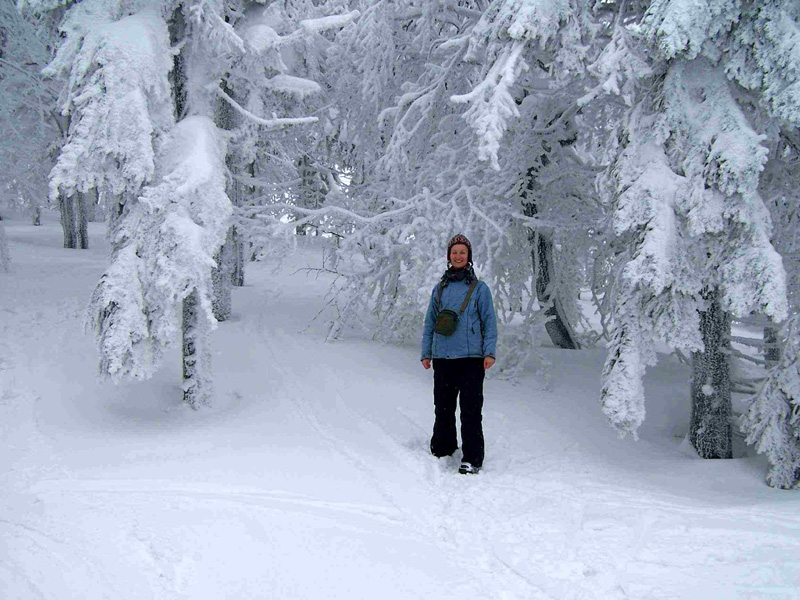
[168, 7, 187, 122]
[690, 287, 733, 459]
[226, 162, 245, 288]
[295, 154, 326, 236]
[764, 324, 781, 367]
[231, 223, 244, 287]
[182, 289, 203, 408]
[216, 78, 245, 288]
[58, 190, 90, 248]
[76, 191, 88, 249]
[59, 191, 76, 248]
[85, 187, 101, 223]
[521, 166, 580, 350]
[212, 245, 232, 322]
[532, 229, 580, 349]
[171, 6, 206, 406]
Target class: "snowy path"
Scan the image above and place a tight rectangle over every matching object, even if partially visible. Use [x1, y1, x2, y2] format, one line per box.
[2, 219, 799, 600]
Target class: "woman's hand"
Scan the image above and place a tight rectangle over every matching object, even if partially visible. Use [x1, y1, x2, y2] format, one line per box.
[422, 359, 431, 370]
[484, 357, 495, 370]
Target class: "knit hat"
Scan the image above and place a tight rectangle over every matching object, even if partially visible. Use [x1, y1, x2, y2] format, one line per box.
[447, 233, 472, 265]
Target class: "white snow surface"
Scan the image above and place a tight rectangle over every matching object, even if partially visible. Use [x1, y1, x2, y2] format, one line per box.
[2, 218, 799, 600]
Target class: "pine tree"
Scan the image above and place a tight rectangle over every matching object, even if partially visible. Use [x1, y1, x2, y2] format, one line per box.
[741, 315, 800, 489]
[88, 115, 232, 405]
[71, 0, 349, 406]
[598, 0, 795, 462]
[39, 3, 176, 248]
[0, 0, 61, 224]
[40, 0, 230, 406]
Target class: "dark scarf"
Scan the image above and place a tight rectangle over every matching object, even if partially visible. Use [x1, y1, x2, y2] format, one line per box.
[440, 265, 477, 287]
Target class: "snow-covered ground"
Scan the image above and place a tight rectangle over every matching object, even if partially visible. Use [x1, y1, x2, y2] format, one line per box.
[1, 217, 799, 600]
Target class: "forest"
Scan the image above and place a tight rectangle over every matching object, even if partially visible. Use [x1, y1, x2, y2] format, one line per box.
[1, 0, 799, 493]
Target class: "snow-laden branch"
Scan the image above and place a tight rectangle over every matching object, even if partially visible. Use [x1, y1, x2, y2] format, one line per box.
[451, 41, 524, 106]
[244, 201, 417, 225]
[396, 3, 483, 21]
[511, 213, 587, 231]
[213, 87, 318, 129]
[463, 184, 510, 241]
[450, 40, 525, 169]
[231, 174, 303, 190]
[379, 41, 469, 173]
[299, 11, 361, 34]
[0, 57, 60, 99]
[521, 82, 607, 138]
[49, 10, 175, 200]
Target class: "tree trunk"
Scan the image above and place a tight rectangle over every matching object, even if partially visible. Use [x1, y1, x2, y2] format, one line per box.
[231, 224, 244, 287]
[690, 287, 733, 459]
[168, 7, 188, 122]
[764, 324, 781, 367]
[532, 230, 580, 349]
[171, 6, 207, 408]
[226, 160, 244, 287]
[86, 187, 101, 222]
[295, 154, 322, 236]
[521, 166, 579, 350]
[59, 191, 76, 249]
[182, 289, 211, 408]
[216, 78, 245, 287]
[76, 190, 89, 249]
[212, 244, 232, 322]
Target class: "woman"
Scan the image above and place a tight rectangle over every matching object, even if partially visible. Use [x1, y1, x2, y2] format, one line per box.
[421, 234, 497, 474]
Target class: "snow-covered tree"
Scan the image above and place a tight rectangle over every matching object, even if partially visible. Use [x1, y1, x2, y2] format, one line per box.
[599, 0, 794, 462]
[40, 3, 175, 248]
[21, 0, 229, 405]
[741, 113, 800, 486]
[761, 129, 800, 316]
[74, 0, 351, 406]
[301, 0, 612, 368]
[741, 314, 800, 489]
[231, 2, 358, 254]
[0, 0, 61, 224]
[88, 116, 231, 406]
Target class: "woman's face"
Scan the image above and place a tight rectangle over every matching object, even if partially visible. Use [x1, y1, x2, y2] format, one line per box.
[449, 244, 469, 269]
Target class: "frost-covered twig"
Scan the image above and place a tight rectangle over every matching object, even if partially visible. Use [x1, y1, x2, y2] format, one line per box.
[511, 212, 589, 231]
[213, 87, 318, 130]
[0, 57, 59, 98]
[728, 334, 782, 351]
[245, 201, 417, 225]
[723, 346, 770, 366]
[231, 174, 303, 190]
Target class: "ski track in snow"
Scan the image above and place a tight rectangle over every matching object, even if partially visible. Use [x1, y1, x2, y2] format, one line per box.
[255, 326, 552, 600]
[2, 221, 800, 600]
[245, 297, 800, 600]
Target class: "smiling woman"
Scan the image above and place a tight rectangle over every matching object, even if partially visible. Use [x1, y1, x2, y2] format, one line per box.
[420, 234, 497, 475]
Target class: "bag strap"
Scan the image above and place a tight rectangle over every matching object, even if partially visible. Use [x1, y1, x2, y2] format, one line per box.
[458, 280, 478, 315]
[437, 279, 479, 314]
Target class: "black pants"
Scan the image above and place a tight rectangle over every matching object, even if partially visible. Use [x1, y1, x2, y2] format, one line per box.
[430, 357, 485, 468]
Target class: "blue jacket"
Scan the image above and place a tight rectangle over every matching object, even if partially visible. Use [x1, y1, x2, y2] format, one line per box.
[421, 278, 497, 360]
